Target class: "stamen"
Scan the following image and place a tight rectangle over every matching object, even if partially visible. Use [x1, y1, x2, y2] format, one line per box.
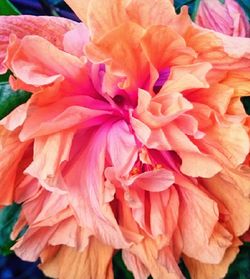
[130, 167, 139, 175]
[154, 164, 162, 170]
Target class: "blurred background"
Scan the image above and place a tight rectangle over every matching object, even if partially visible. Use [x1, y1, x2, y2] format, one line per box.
[9, 0, 78, 20]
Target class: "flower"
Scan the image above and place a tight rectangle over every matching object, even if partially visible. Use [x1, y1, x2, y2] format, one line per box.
[0, 1, 250, 279]
[196, 0, 250, 37]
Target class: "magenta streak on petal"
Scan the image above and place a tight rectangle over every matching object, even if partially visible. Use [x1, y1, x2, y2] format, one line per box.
[153, 68, 170, 93]
[149, 149, 181, 173]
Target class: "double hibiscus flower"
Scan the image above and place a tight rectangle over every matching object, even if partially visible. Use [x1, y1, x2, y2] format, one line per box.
[0, 0, 250, 278]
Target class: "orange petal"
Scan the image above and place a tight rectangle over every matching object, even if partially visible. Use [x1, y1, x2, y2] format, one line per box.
[141, 26, 196, 70]
[203, 169, 250, 236]
[204, 123, 249, 166]
[85, 22, 147, 94]
[186, 84, 234, 115]
[7, 35, 84, 87]
[128, 237, 179, 279]
[222, 69, 250, 97]
[176, 175, 232, 263]
[184, 239, 242, 279]
[40, 238, 114, 279]
[65, 0, 91, 23]
[163, 63, 212, 93]
[25, 129, 75, 185]
[126, 0, 175, 28]
[0, 127, 30, 205]
[87, 0, 128, 40]
[186, 25, 250, 70]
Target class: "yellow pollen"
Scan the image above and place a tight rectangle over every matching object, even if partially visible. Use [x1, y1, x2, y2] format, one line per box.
[154, 164, 162, 170]
[130, 167, 139, 175]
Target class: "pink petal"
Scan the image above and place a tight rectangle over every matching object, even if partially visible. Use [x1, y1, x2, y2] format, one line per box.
[63, 23, 90, 57]
[131, 169, 175, 192]
[64, 125, 129, 248]
[7, 35, 84, 86]
[0, 15, 76, 74]
[107, 120, 138, 176]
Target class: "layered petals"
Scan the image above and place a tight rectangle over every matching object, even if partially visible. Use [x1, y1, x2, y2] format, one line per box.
[0, 15, 76, 73]
[40, 238, 114, 279]
[0, 0, 249, 278]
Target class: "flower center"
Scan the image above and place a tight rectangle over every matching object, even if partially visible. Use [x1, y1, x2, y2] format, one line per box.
[113, 94, 125, 107]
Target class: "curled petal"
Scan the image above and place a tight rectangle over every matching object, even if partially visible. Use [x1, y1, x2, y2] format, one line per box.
[0, 16, 76, 73]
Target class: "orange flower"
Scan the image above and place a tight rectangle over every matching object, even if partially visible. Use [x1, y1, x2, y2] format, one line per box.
[0, 1, 250, 278]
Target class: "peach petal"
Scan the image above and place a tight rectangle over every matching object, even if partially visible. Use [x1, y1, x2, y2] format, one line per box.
[64, 0, 91, 22]
[85, 22, 148, 94]
[129, 238, 179, 279]
[40, 238, 114, 279]
[25, 129, 75, 183]
[186, 84, 234, 115]
[0, 15, 76, 73]
[13, 226, 58, 261]
[204, 123, 250, 166]
[0, 101, 30, 131]
[0, 127, 30, 205]
[135, 89, 193, 129]
[141, 25, 196, 70]
[176, 175, 232, 263]
[186, 25, 250, 69]
[179, 151, 222, 178]
[126, 0, 175, 28]
[204, 170, 250, 236]
[163, 62, 212, 93]
[19, 96, 112, 140]
[87, 0, 129, 40]
[7, 35, 84, 87]
[64, 125, 129, 249]
[184, 239, 242, 279]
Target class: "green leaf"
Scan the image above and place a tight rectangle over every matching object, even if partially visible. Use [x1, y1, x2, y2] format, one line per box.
[174, 0, 195, 13]
[0, 0, 20, 15]
[0, 71, 10, 83]
[113, 251, 134, 279]
[0, 203, 21, 255]
[174, 0, 203, 21]
[191, 0, 201, 20]
[241, 97, 250, 115]
[0, 82, 31, 120]
[179, 260, 191, 279]
[225, 242, 250, 279]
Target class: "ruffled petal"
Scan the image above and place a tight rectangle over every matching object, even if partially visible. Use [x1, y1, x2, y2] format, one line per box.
[184, 239, 242, 279]
[0, 15, 76, 73]
[40, 238, 114, 279]
[126, 0, 175, 28]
